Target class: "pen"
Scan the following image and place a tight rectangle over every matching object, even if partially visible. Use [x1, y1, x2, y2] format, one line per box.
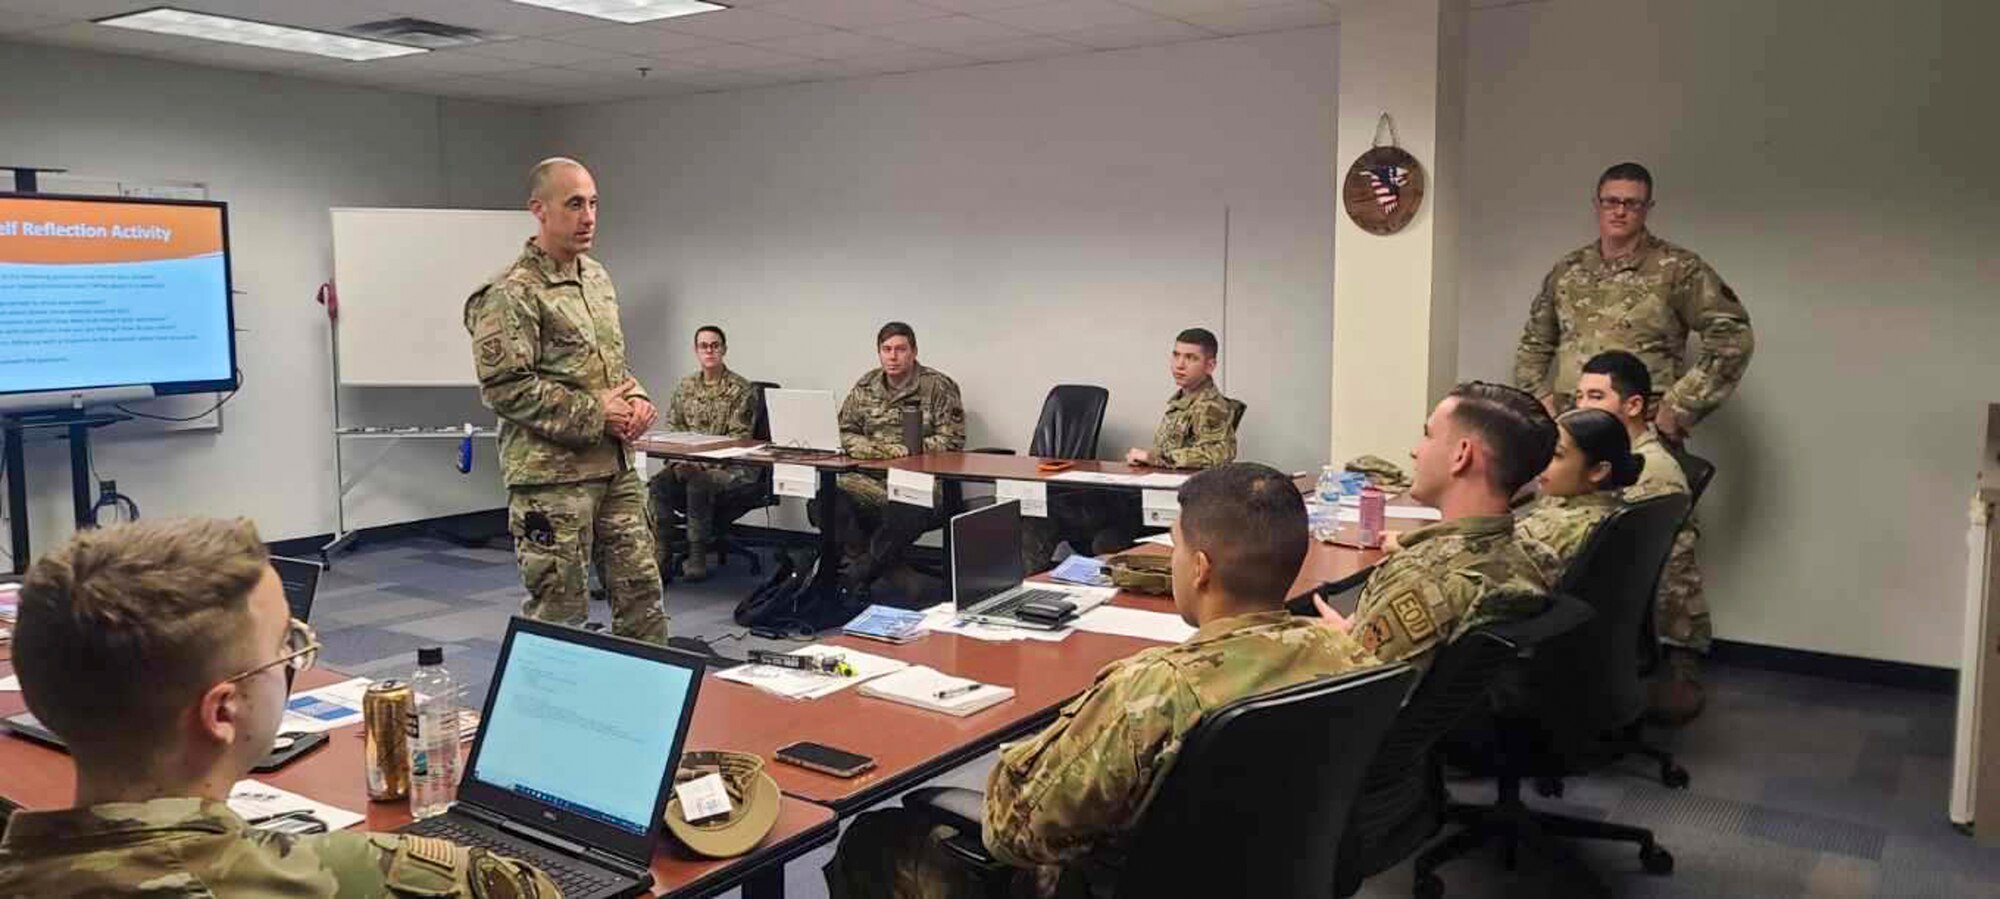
[935, 683, 982, 700]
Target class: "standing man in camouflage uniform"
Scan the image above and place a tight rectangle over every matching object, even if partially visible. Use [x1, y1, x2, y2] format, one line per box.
[825, 464, 1379, 898]
[1575, 350, 1708, 722]
[1021, 328, 1238, 572]
[651, 324, 758, 582]
[466, 157, 667, 644]
[1513, 162, 1755, 442]
[1314, 383, 1555, 671]
[0, 519, 557, 897]
[817, 321, 965, 597]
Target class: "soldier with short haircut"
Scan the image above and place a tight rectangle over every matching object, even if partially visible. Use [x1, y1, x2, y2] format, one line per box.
[1314, 382, 1555, 671]
[466, 157, 667, 644]
[1513, 162, 1755, 443]
[0, 519, 557, 897]
[651, 324, 759, 581]
[825, 463, 1378, 898]
[815, 321, 966, 597]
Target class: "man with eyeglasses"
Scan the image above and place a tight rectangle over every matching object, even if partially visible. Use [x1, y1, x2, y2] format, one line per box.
[651, 324, 760, 581]
[0, 519, 558, 897]
[1513, 162, 1756, 444]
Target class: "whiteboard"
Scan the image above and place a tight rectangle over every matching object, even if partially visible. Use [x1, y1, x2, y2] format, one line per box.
[330, 207, 536, 386]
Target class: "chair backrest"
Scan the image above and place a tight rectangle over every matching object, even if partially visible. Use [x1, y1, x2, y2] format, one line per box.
[1228, 398, 1248, 430]
[1115, 663, 1417, 898]
[1027, 384, 1109, 459]
[1669, 446, 1716, 509]
[749, 380, 779, 442]
[1532, 495, 1689, 736]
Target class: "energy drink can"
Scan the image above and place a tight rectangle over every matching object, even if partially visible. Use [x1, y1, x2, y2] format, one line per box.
[364, 679, 412, 801]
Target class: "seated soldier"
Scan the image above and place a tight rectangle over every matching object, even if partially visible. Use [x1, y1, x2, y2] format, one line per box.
[0, 519, 556, 897]
[825, 463, 1378, 898]
[1022, 327, 1238, 573]
[1573, 348, 1706, 723]
[1314, 382, 1556, 670]
[650, 324, 760, 581]
[1513, 408, 1643, 583]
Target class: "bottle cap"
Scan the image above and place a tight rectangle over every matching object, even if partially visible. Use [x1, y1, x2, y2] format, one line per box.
[417, 646, 444, 667]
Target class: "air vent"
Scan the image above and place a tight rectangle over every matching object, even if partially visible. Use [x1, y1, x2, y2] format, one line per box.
[343, 18, 499, 49]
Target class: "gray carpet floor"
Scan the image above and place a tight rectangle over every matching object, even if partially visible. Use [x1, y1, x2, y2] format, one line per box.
[309, 534, 2000, 898]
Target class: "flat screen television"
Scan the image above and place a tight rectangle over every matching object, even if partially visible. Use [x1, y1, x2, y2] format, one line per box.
[0, 192, 238, 416]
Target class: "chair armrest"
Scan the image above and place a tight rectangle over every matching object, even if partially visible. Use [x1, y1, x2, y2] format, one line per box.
[969, 447, 1016, 455]
[902, 787, 1001, 868]
[1286, 567, 1375, 616]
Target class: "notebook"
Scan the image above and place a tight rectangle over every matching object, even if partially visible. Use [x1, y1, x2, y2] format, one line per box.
[859, 665, 1015, 717]
[842, 604, 929, 644]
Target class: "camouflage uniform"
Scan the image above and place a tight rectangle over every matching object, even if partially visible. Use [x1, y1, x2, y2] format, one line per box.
[1347, 515, 1548, 670]
[1623, 429, 1707, 651]
[1513, 492, 1621, 584]
[0, 798, 558, 897]
[1022, 379, 1238, 572]
[811, 364, 965, 589]
[651, 368, 762, 564]
[824, 610, 1378, 899]
[466, 238, 666, 644]
[1514, 232, 1755, 426]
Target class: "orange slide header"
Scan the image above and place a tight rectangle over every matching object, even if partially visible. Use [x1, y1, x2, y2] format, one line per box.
[0, 197, 224, 265]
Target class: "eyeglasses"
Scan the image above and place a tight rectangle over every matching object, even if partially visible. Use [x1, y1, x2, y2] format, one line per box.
[695, 342, 725, 352]
[223, 618, 320, 685]
[1595, 196, 1651, 212]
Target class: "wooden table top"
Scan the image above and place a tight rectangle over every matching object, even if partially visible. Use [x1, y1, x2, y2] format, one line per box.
[0, 662, 836, 898]
[631, 437, 853, 470]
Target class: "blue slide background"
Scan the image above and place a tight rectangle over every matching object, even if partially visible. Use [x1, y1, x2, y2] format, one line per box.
[0, 254, 232, 393]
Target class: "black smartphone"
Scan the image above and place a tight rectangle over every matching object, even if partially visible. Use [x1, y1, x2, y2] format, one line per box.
[775, 740, 876, 778]
[249, 810, 329, 836]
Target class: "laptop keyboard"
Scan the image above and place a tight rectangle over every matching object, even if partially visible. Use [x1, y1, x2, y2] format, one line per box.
[401, 815, 621, 896]
[985, 588, 1071, 616]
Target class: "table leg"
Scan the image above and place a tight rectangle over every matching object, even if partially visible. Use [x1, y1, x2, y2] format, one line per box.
[741, 867, 787, 899]
[811, 468, 842, 590]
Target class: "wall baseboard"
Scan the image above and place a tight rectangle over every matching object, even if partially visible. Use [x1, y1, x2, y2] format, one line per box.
[268, 508, 510, 562]
[1710, 638, 1957, 694]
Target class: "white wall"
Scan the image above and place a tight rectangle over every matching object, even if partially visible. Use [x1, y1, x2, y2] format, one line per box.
[0, 42, 548, 550]
[552, 28, 1338, 475]
[1459, 0, 1998, 666]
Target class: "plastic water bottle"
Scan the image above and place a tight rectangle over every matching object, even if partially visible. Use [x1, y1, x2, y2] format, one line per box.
[1317, 465, 1345, 503]
[407, 646, 460, 820]
[1306, 499, 1340, 543]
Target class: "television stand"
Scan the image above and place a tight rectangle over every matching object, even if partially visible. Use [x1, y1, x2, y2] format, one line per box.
[2, 411, 131, 575]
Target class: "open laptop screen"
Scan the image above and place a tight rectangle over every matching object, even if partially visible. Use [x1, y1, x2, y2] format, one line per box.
[463, 622, 700, 859]
[950, 500, 1026, 610]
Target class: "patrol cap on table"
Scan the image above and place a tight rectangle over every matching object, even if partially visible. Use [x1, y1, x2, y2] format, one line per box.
[664, 750, 780, 858]
[1105, 552, 1172, 595]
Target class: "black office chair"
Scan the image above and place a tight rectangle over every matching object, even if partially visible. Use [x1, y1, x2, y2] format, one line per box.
[968, 384, 1110, 460]
[1669, 446, 1716, 508]
[1414, 496, 1689, 897]
[903, 663, 1418, 898]
[661, 381, 782, 582]
[1334, 595, 1595, 897]
[1228, 397, 1247, 431]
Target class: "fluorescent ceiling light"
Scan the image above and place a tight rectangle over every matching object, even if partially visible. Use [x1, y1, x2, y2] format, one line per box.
[95, 7, 428, 61]
[505, 1, 729, 25]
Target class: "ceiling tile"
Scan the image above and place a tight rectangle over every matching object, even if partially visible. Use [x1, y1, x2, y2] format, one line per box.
[667, 41, 809, 70]
[1119, 0, 1312, 18]
[0, 12, 67, 33]
[340, 47, 536, 74]
[1181, 1, 1337, 35]
[752, 59, 852, 81]
[462, 36, 618, 65]
[0, 0, 154, 19]
[429, 74, 564, 102]
[918, 0, 1046, 13]
[501, 65, 641, 87]
[564, 53, 712, 76]
[973, 1, 1157, 35]
[751, 28, 908, 60]
[756, 0, 949, 30]
[865, 14, 1027, 50]
[953, 34, 1084, 62]
[548, 24, 718, 54]
[653, 7, 829, 42]
[1061, 17, 1213, 50]
[836, 46, 971, 75]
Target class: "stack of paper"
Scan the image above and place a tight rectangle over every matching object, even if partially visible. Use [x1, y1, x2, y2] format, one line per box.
[280, 677, 373, 734]
[643, 431, 733, 446]
[1072, 606, 1197, 643]
[716, 645, 909, 700]
[229, 779, 365, 831]
[860, 666, 1014, 717]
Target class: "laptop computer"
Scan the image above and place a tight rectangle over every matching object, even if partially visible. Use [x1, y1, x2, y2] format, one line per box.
[396, 616, 704, 899]
[950, 500, 1111, 629]
[5, 555, 330, 770]
[764, 388, 844, 455]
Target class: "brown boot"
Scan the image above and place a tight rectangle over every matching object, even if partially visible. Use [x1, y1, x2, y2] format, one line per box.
[1647, 647, 1707, 726]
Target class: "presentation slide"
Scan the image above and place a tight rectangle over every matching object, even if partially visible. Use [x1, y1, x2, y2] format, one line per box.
[0, 197, 233, 395]
[473, 631, 693, 836]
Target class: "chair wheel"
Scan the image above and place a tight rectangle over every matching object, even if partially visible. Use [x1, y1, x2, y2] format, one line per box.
[1661, 764, 1690, 789]
[1534, 776, 1564, 798]
[1414, 871, 1445, 899]
[1640, 844, 1674, 875]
